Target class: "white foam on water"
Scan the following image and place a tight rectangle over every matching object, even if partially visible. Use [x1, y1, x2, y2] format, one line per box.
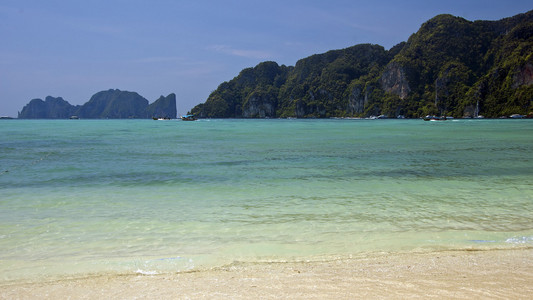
[505, 236, 533, 244]
[135, 269, 158, 275]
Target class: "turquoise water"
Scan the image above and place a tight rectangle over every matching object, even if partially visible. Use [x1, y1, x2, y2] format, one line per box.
[1, 119, 532, 281]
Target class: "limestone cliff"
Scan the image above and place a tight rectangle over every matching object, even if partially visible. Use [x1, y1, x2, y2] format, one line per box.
[18, 90, 177, 119]
[18, 96, 79, 119]
[512, 62, 533, 88]
[191, 10, 532, 118]
[242, 91, 276, 118]
[380, 62, 410, 100]
[76, 89, 148, 119]
[146, 93, 177, 118]
[347, 84, 368, 114]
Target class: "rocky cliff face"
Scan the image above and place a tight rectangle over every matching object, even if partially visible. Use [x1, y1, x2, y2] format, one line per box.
[18, 98, 49, 119]
[380, 62, 410, 100]
[18, 90, 177, 119]
[242, 93, 276, 118]
[347, 85, 368, 114]
[512, 62, 533, 88]
[77, 89, 148, 119]
[146, 93, 177, 118]
[18, 96, 79, 119]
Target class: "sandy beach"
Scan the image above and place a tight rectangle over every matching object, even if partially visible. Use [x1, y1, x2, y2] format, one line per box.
[1, 249, 532, 299]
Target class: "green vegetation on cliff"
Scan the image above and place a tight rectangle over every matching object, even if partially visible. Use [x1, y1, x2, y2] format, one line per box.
[192, 11, 533, 118]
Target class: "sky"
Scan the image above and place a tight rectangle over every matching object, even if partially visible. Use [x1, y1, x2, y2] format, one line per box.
[1, 0, 531, 117]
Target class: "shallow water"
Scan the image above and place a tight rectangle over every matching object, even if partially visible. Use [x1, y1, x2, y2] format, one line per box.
[1, 119, 532, 281]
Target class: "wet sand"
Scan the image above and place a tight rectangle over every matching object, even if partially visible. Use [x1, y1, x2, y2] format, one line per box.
[1, 249, 532, 299]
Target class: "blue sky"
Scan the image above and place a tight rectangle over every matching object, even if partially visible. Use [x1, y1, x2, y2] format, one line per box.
[1, 0, 531, 117]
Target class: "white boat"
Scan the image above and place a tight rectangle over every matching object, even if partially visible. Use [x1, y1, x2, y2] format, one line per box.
[181, 114, 197, 121]
[424, 115, 447, 121]
[510, 114, 524, 119]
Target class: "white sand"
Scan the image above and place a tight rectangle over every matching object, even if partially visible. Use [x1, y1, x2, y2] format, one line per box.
[1, 249, 532, 299]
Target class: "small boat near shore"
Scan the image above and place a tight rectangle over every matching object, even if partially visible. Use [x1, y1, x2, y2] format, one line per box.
[181, 114, 197, 121]
[424, 115, 448, 121]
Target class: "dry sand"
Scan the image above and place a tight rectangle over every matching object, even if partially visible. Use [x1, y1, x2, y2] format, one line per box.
[1, 249, 532, 299]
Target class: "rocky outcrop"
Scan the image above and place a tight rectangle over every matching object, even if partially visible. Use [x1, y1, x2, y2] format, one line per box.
[512, 62, 533, 88]
[146, 93, 177, 118]
[242, 92, 276, 118]
[76, 89, 148, 119]
[18, 96, 79, 119]
[380, 62, 410, 100]
[347, 84, 368, 114]
[18, 90, 177, 119]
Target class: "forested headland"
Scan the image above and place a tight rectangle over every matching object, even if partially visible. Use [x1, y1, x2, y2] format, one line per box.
[192, 11, 533, 118]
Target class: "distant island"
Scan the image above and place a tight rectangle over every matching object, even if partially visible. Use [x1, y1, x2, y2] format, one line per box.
[191, 10, 533, 119]
[18, 89, 176, 119]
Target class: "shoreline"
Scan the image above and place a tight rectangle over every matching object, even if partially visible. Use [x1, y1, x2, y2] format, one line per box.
[2, 248, 532, 299]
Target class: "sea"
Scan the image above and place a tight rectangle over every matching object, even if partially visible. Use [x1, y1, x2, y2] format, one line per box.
[1, 118, 532, 283]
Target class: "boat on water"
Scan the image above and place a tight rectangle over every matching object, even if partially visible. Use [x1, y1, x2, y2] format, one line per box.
[181, 114, 197, 121]
[509, 114, 524, 119]
[152, 117, 171, 120]
[423, 115, 448, 121]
